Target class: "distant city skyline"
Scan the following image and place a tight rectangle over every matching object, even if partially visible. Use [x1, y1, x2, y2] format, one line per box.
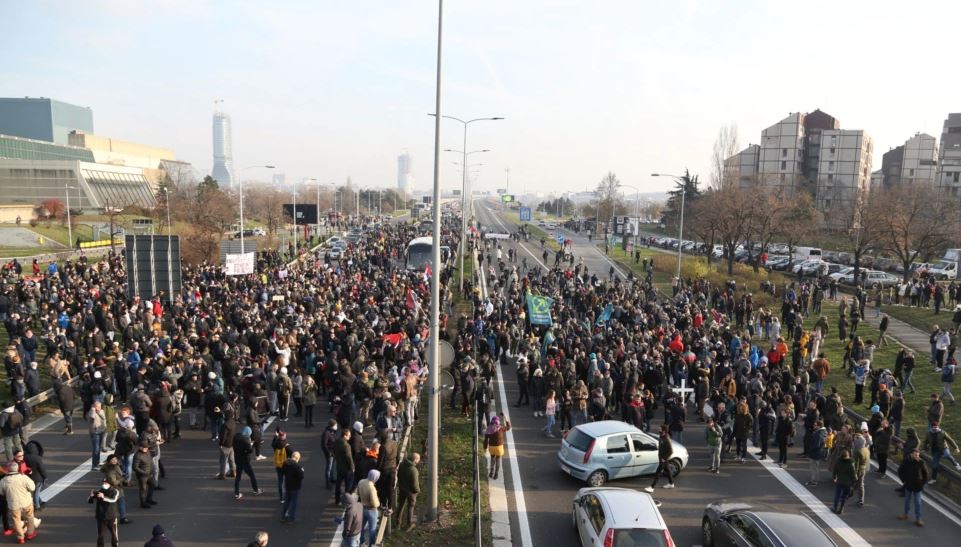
[4, 1, 961, 195]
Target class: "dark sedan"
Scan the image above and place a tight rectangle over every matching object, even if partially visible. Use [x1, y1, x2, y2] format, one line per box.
[701, 502, 836, 547]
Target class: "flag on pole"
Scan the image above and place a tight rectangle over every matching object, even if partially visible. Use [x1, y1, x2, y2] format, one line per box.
[541, 327, 556, 356]
[406, 288, 420, 312]
[526, 293, 554, 325]
[424, 262, 433, 282]
[596, 303, 613, 325]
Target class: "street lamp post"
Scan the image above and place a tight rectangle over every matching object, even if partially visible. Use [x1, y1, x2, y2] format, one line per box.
[426, 0, 444, 523]
[444, 147, 492, 292]
[240, 165, 275, 254]
[651, 173, 686, 279]
[430, 114, 502, 293]
[161, 187, 173, 300]
[64, 184, 77, 250]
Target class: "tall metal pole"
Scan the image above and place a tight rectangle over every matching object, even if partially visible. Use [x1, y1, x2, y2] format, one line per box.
[239, 178, 245, 253]
[165, 188, 173, 301]
[676, 183, 685, 279]
[292, 184, 297, 255]
[459, 123, 468, 293]
[316, 183, 321, 238]
[427, 0, 444, 524]
[64, 184, 73, 250]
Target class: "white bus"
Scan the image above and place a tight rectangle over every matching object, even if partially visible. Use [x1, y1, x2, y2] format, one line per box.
[405, 236, 451, 271]
[792, 246, 822, 262]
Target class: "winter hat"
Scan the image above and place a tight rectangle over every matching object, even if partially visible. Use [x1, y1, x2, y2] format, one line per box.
[93, 371, 102, 379]
[152, 525, 165, 537]
[241, 426, 252, 438]
[860, 421, 869, 432]
[281, 367, 288, 375]
[352, 421, 364, 433]
[367, 469, 381, 483]
[208, 372, 217, 380]
[870, 405, 880, 414]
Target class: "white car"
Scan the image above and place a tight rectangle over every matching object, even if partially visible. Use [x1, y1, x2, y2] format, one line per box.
[791, 259, 821, 274]
[829, 267, 854, 282]
[572, 487, 675, 547]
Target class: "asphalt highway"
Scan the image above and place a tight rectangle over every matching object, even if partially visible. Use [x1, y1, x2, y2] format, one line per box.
[473, 200, 961, 547]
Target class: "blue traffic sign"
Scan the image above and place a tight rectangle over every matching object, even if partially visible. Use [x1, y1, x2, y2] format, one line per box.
[519, 206, 532, 222]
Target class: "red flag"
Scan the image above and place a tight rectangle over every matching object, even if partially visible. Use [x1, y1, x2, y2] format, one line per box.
[424, 262, 432, 281]
[383, 332, 404, 345]
[406, 288, 420, 312]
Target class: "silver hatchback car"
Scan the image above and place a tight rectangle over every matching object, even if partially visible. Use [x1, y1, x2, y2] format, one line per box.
[557, 421, 690, 487]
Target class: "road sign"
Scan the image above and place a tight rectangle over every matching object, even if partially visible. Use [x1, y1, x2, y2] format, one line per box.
[496, 188, 507, 194]
[519, 206, 532, 221]
[501, 194, 514, 203]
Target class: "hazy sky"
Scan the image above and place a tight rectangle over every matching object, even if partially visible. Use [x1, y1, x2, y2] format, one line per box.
[3, 0, 960, 196]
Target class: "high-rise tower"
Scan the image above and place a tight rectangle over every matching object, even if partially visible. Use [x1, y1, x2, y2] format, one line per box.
[397, 152, 412, 192]
[211, 100, 234, 187]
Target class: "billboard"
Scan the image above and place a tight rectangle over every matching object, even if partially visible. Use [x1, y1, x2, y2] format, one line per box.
[501, 194, 514, 203]
[125, 235, 182, 302]
[219, 240, 257, 264]
[282, 204, 318, 225]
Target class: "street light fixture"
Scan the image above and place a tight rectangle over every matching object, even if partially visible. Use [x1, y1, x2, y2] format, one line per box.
[240, 165, 275, 254]
[651, 172, 686, 279]
[429, 114, 503, 293]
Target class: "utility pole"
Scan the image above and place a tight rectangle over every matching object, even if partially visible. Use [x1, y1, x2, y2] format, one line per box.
[426, 0, 443, 523]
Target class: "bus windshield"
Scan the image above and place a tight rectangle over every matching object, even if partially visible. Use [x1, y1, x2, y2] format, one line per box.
[406, 242, 433, 271]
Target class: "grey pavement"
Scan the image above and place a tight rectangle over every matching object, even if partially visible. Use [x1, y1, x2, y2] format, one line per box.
[0, 226, 64, 249]
[474, 200, 961, 547]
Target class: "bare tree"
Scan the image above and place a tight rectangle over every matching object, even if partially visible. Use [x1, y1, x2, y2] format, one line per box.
[704, 185, 753, 274]
[686, 191, 721, 264]
[875, 184, 958, 282]
[709, 124, 740, 190]
[776, 191, 821, 267]
[595, 171, 621, 231]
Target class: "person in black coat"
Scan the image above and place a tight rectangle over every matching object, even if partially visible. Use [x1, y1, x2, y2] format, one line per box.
[54, 379, 75, 435]
[88, 482, 120, 547]
[22, 440, 45, 510]
[143, 524, 175, 547]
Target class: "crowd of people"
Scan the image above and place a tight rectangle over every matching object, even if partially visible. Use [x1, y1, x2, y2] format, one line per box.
[451, 220, 959, 530]
[0, 212, 461, 546]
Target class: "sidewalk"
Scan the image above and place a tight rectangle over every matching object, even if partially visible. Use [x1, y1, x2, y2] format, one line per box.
[861, 306, 933, 356]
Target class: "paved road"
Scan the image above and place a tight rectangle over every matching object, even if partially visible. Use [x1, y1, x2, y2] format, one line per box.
[473, 200, 961, 547]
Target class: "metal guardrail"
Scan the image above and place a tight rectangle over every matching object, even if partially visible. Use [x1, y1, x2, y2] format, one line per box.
[843, 406, 961, 512]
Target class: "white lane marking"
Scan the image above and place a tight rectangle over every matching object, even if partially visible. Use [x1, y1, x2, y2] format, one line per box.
[43, 415, 276, 504]
[870, 460, 961, 528]
[748, 442, 870, 547]
[42, 457, 96, 500]
[328, 522, 344, 547]
[480, 257, 534, 547]
[483, 206, 548, 271]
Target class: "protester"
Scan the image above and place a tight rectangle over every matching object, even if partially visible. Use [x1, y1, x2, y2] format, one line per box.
[143, 524, 175, 547]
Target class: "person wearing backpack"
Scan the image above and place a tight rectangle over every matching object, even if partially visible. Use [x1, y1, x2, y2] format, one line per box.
[922, 421, 961, 483]
[941, 358, 956, 404]
[805, 420, 828, 486]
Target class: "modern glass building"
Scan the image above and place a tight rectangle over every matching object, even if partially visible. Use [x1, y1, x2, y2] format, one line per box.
[0, 159, 156, 211]
[0, 97, 94, 145]
[212, 111, 234, 187]
[0, 134, 96, 162]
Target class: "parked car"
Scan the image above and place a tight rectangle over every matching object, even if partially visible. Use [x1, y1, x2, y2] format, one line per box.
[791, 259, 821, 274]
[573, 488, 675, 547]
[829, 267, 854, 282]
[840, 269, 899, 288]
[557, 421, 689, 487]
[701, 502, 836, 547]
